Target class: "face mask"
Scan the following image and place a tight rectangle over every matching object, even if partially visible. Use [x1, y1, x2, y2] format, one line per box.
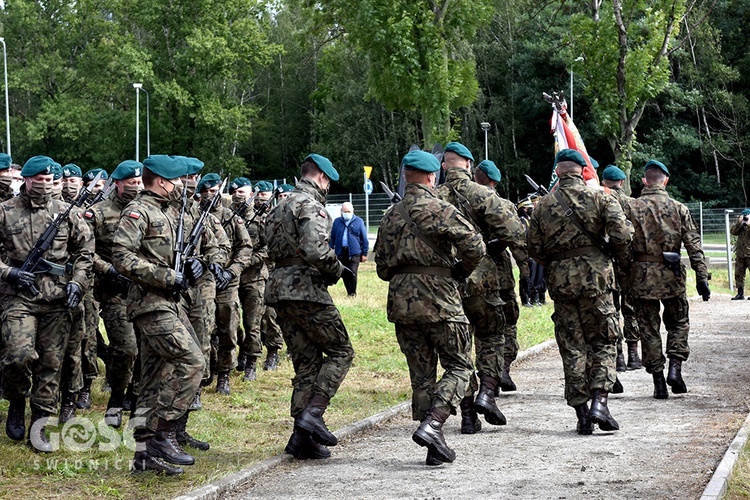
[232, 193, 247, 205]
[342, 212, 353, 221]
[167, 180, 184, 202]
[11, 180, 21, 196]
[120, 185, 141, 203]
[185, 179, 197, 198]
[28, 181, 52, 204]
[62, 185, 79, 200]
[0, 176, 11, 190]
[200, 192, 212, 202]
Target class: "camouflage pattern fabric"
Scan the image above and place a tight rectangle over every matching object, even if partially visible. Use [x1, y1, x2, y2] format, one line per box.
[0, 182, 13, 202]
[60, 302, 85, 393]
[608, 187, 639, 343]
[100, 293, 136, 393]
[499, 287, 520, 360]
[735, 257, 750, 290]
[237, 203, 269, 360]
[262, 305, 284, 351]
[632, 296, 689, 374]
[462, 295, 505, 382]
[731, 217, 750, 287]
[80, 290, 100, 381]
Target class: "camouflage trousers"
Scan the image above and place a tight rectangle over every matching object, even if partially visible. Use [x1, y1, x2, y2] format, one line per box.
[101, 292, 137, 394]
[631, 295, 690, 374]
[1, 298, 72, 414]
[395, 321, 473, 422]
[613, 289, 640, 344]
[61, 302, 85, 394]
[239, 278, 265, 360]
[183, 274, 215, 382]
[274, 301, 354, 418]
[215, 282, 240, 373]
[735, 257, 750, 289]
[81, 290, 100, 381]
[262, 306, 284, 351]
[552, 293, 619, 407]
[132, 306, 204, 440]
[500, 287, 520, 361]
[463, 295, 506, 396]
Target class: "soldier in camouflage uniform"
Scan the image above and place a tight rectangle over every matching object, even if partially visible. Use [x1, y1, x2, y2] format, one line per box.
[265, 154, 354, 461]
[375, 150, 485, 465]
[472, 159, 530, 393]
[730, 209, 750, 300]
[0, 154, 16, 202]
[527, 149, 632, 435]
[436, 144, 522, 435]
[83, 161, 143, 428]
[197, 173, 252, 395]
[0, 155, 93, 452]
[627, 160, 710, 399]
[601, 165, 642, 371]
[112, 154, 207, 475]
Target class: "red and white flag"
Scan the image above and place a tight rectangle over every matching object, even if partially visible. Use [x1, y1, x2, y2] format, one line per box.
[547, 102, 599, 191]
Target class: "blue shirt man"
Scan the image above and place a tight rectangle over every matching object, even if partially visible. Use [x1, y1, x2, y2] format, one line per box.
[330, 202, 369, 296]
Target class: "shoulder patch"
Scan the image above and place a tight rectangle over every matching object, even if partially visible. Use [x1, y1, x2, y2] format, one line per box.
[318, 209, 327, 218]
[128, 211, 141, 219]
[83, 210, 94, 219]
[236, 217, 244, 225]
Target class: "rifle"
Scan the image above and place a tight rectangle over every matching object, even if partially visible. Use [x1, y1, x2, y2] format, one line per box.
[222, 188, 259, 229]
[183, 178, 228, 261]
[17, 170, 105, 296]
[85, 177, 115, 207]
[524, 174, 549, 197]
[245, 188, 279, 225]
[173, 179, 189, 277]
[380, 182, 402, 204]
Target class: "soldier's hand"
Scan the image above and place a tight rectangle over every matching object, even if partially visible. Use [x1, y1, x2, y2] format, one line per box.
[452, 261, 471, 282]
[696, 280, 710, 301]
[173, 271, 189, 293]
[106, 265, 131, 290]
[321, 271, 340, 287]
[185, 258, 206, 285]
[7, 267, 36, 289]
[66, 282, 83, 309]
[215, 268, 235, 292]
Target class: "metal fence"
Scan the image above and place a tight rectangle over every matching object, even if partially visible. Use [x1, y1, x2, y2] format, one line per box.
[685, 203, 746, 245]
[327, 193, 391, 232]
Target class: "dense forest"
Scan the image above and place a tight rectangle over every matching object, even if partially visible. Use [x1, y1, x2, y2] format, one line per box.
[0, 0, 747, 205]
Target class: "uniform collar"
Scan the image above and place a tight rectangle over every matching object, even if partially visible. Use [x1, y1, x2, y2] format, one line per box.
[297, 177, 326, 204]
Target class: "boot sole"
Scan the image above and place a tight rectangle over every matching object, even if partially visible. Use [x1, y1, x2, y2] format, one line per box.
[294, 421, 338, 447]
[146, 443, 196, 466]
[411, 429, 455, 463]
[589, 411, 619, 431]
[474, 400, 507, 426]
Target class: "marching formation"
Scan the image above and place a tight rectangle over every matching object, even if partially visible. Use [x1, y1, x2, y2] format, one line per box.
[0, 142, 711, 475]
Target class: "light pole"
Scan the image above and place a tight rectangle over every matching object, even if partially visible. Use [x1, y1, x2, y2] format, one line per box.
[133, 83, 142, 161]
[0, 38, 10, 156]
[480, 122, 490, 160]
[141, 87, 150, 156]
[569, 55, 584, 120]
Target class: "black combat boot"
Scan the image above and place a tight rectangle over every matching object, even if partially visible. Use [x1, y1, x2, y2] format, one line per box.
[653, 370, 669, 399]
[459, 396, 481, 434]
[243, 359, 257, 382]
[105, 390, 125, 428]
[284, 428, 331, 460]
[59, 392, 78, 425]
[612, 377, 624, 394]
[499, 357, 517, 392]
[236, 354, 246, 372]
[574, 403, 593, 435]
[412, 406, 455, 463]
[666, 358, 688, 394]
[27, 410, 54, 453]
[473, 376, 507, 426]
[295, 394, 338, 446]
[425, 445, 444, 466]
[216, 371, 230, 395]
[616, 345, 627, 372]
[123, 382, 137, 412]
[6, 398, 26, 441]
[264, 349, 279, 371]
[175, 412, 210, 451]
[187, 388, 202, 411]
[732, 287, 745, 300]
[626, 341, 642, 370]
[131, 450, 184, 476]
[147, 418, 195, 466]
[76, 379, 92, 410]
[588, 390, 619, 432]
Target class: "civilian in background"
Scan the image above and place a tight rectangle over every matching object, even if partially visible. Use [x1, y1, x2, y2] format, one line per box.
[330, 202, 369, 297]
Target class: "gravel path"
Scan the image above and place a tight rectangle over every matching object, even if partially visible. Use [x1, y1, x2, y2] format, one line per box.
[226, 296, 750, 499]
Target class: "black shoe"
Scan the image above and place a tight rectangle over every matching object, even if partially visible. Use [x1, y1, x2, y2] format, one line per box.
[473, 387, 507, 426]
[216, 372, 230, 395]
[105, 407, 123, 429]
[588, 390, 619, 432]
[295, 407, 338, 447]
[6, 398, 26, 441]
[76, 385, 92, 410]
[147, 429, 195, 466]
[122, 398, 133, 412]
[626, 342, 642, 370]
[187, 389, 202, 412]
[616, 352, 627, 372]
[131, 451, 184, 476]
[243, 365, 257, 382]
[667, 358, 688, 394]
[59, 401, 77, 425]
[460, 408, 482, 435]
[612, 377, 624, 394]
[412, 418, 455, 463]
[236, 356, 246, 372]
[263, 351, 279, 371]
[732, 287, 744, 300]
[425, 445, 444, 466]
[176, 429, 210, 451]
[284, 429, 331, 460]
[574, 403, 593, 435]
[499, 370, 516, 392]
[27, 412, 54, 453]
[653, 371, 669, 399]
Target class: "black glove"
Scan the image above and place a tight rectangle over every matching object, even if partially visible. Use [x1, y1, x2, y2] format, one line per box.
[184, 258, 206, 285]
[451, 261, 471, 282]
[697, 280, 711, 301]
[321, 271, 340, 287]
[215, 268, 235, 292]
[173, 271, 189, 293]
[486, 239, 505, 262]
[106, 265, 131, 291]
[7, 267, 36, 289]
[66, 282, 83, 309]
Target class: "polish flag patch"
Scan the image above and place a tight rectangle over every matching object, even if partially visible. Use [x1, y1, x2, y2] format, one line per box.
[128, 211, 141, 219]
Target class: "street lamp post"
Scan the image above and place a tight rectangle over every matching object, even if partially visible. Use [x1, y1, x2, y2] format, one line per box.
[140, 88, 150, 156]
[480, 122, 491, 160]
[569, 56, 584, 120]
[0, 38, 10, 156]
[133, 83, 142, 161]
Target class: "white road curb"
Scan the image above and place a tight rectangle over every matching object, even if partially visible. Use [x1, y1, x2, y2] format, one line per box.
[700, 413, 750, 500]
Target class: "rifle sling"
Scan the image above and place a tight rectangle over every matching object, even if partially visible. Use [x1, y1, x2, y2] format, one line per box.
[447, 182, 489, 240]
[552, 190, 609, 256]
[395, 202, 455, 269]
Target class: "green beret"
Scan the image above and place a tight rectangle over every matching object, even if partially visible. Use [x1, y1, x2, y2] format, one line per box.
[197, 172, 221, 192]
[62, 163, 82, 178]
[589, 156, 599, 169]
[143, 154, 187, 180]
[444, 142, 474, 161]
[477, 160, 501, 183]
[83, 168, 109, 182]
[277, 183, 295, 194]
[51, 162, 63, 180]
[644, 159, 670, 177]
[254, 180, 274, 192]
[21, 156, 56, 177]
[229, 177, 252, 193]
[401, 150, 440, 173]
[555, 149, 587, 167]
[111, 160, 144, 181]
[0, 153, 12, 171]
[304, 153, 339, 182]
[742, 209, 750, 216]
[171, 156, 204, 175]
[602, 165, 626, 181]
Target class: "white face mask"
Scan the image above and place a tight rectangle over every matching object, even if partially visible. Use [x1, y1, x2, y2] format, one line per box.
[342, 212, 353, 221]
[11, 180, 22, 196]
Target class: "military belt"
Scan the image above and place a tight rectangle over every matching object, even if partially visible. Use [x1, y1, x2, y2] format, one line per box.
[275, 257, 307, 267]
[392, 265, 453, 278]
[634, 254, 663, 263]
[9, 258, 72, 276]
[548, 245, 601, 262]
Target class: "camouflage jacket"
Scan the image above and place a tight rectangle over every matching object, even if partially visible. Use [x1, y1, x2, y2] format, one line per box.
[374, 182, 486, 324]
[84, 192, 130, 276]
[731, 217, 750, 258]
[264, 178, 343, 305]
[608, 187, 633, 217]
[0, 189, 94, 302]
[171, 199, 227, 267]
[494, 197, 530, 291]
[437, 167, 523, 297]
[210, 203, 253, 278]
[239, 204, 269, 282]
[527, 172, 632, 301]
[112, 190, 182, 318]
[0, 183, 14, 202]
[628, 185, 708, 299]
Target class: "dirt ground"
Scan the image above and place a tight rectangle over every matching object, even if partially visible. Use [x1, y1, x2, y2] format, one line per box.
[227, 295, 750, 499]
